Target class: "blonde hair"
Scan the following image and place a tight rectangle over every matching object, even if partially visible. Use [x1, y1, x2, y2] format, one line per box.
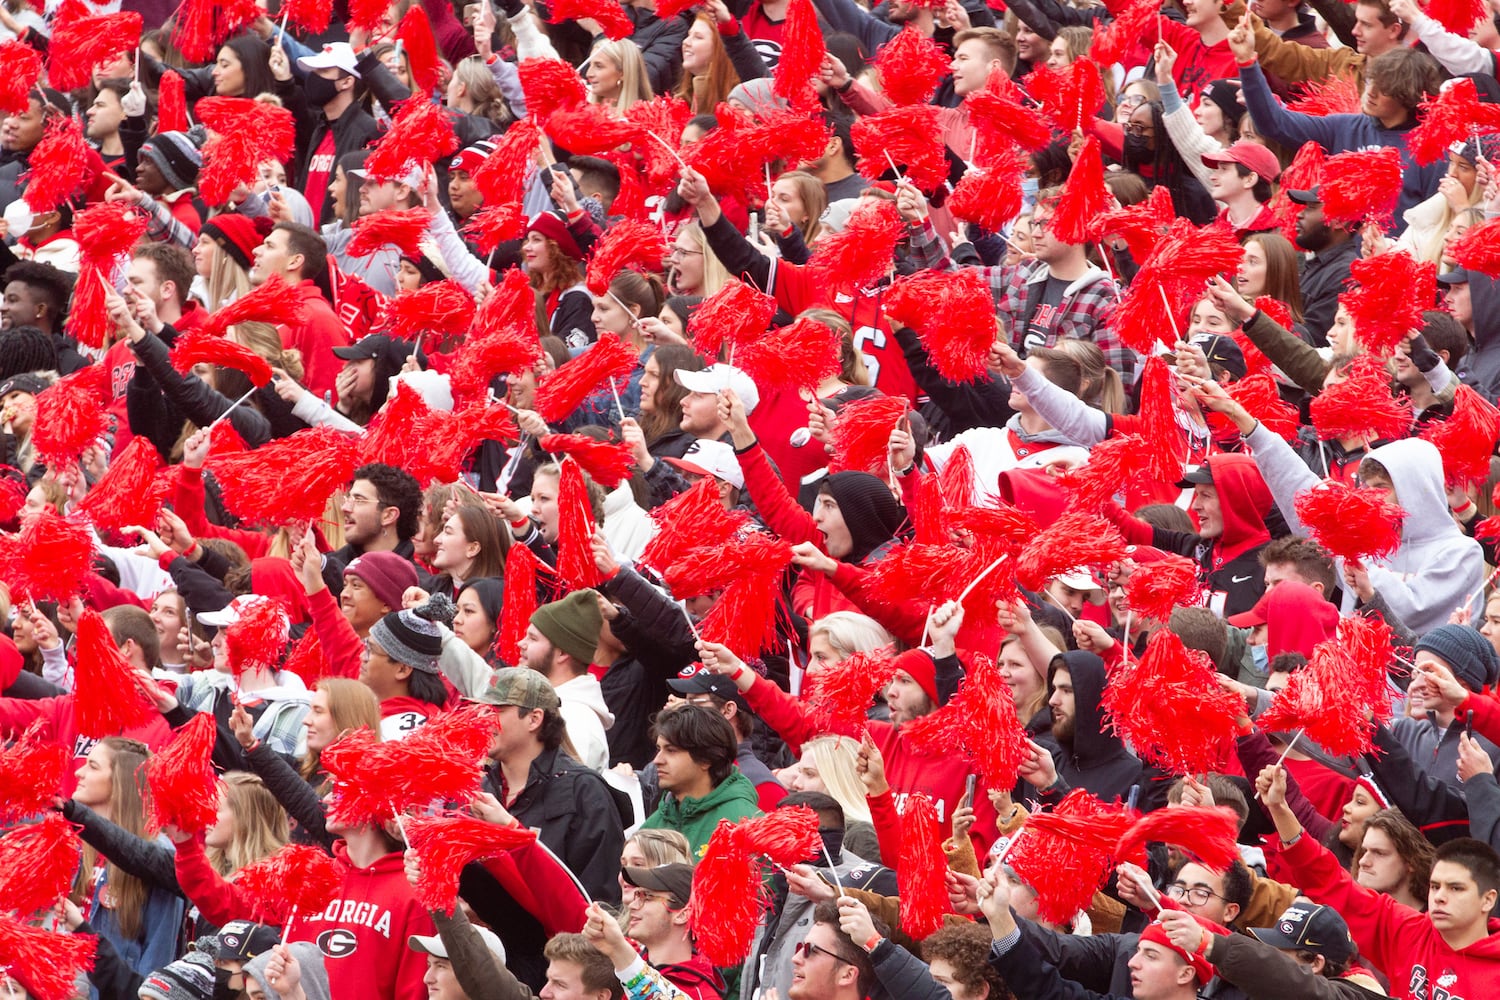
[588, 39, 654, 115]
[801, 736, 872, 823]
[676, 221, 731, 297]
[203, 237, 253, 311]
[75, 738, 152, 941]
[230, 320, 304, 380]
[809, 612, 895, 660]
[774, 170, 828, 246]
[625, 828, 692, 866]
[800, 308, 868, 387]
[301, 678, 382, 782]
[209, 772, 289, 876]
[452, 56, 514, 125]
[1053, 337, 1125, 414]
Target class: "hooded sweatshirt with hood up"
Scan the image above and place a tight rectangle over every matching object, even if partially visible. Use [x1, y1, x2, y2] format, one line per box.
[1245, 426, 1483, 633]
[1110, 453, 1274, 619]
[1044, 651, 1169, 811]
[1260, 581, 1340, 659]
[245, 942, 332, 1000]
[555, 673, 614, 772]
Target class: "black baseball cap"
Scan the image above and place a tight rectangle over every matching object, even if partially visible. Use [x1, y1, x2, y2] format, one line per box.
[1249, 901, 1355, 965]
[667, 664, 742, 701]
[1178, 465, 1215, 487]
[1189, 333, 1247, 382]
[332, 334, 427, 369]
[215, 921, 280, 963]
[622, 864, 694, 909]
[0, 373, 49, 398]
[1286, 188, 1322, 205]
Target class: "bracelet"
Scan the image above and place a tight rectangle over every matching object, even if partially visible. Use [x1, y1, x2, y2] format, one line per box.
[862, 932, 882, 953]
[1194, 930, 1211, 956]
[836, 77, 855, 94]
[730, 664, 747, 681]
[1454, 499, 1477, 518]
[1282, 829, 1303, 848]
[184, 541, 201, 559]
[510, 517, 531, 531]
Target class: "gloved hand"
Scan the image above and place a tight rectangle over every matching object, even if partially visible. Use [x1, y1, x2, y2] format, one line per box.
[1407, 333, 1441, 373]
[121, 80, 148, 117]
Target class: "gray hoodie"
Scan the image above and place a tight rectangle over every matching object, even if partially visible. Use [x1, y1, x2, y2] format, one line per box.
[244, 942, 332, 1000]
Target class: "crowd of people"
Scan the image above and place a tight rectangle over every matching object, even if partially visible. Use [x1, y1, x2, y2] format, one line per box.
[3, 0, 1500, 996]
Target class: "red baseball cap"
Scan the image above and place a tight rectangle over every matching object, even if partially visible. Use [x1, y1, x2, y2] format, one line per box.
[1202, 141, 1282, 183]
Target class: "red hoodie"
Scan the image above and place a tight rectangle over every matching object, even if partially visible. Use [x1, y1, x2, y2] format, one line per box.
[1280, 832, 1500, 999]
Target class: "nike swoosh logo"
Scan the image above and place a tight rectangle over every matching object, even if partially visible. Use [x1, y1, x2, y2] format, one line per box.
[1230, 575, 1253, 583]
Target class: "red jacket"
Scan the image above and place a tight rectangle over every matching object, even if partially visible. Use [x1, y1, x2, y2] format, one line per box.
[0, 693, 173, 795]
[280, 281, 351, 403]
[174, 467, 271, 559]
[1280, 831, 1500, 999]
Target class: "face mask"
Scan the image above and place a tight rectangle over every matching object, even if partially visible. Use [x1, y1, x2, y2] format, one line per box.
[1021, 176, 1039, 213]
[1249, 643, 1268, 675]
[1123, 133, 1152, 166]
[304, 73, 341, 107]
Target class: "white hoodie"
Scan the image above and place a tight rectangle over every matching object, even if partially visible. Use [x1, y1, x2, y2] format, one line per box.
[556, 674, 615, 772]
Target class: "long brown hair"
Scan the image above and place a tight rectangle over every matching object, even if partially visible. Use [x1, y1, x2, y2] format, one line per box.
[1244, 232, 1306, 324]
[639, 344, 705, 444]
[1355, 809, 1436, 905]
[301, 678, 383, 782]
[674, 12, 740, 114]
[209, 772, 289, 876]
[75, 738, 151, 941]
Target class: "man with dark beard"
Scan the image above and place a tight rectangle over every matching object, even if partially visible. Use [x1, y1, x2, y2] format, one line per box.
[1287, 189, 1360, 347]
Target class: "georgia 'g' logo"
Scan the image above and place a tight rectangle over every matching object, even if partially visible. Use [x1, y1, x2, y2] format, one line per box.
[317, 929, 358, 958]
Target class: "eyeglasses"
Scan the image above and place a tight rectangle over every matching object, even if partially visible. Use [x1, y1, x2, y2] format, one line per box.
[1119, 94, 1148, 108]
[1124, 122, 1155, 137]
[1164, 883, 1226, 906]
[345, 494, 386, 507]
[668, 247, 703, 260]
[626, 890, 677, 908]
[794, 941, 853, 965]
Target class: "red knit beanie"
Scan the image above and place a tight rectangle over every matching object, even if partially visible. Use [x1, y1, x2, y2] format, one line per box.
[892, 648, 939, 705]
[526, 210, 584, 261]
[202, 213, 273, 273]
[1139, 922, 1215, 984]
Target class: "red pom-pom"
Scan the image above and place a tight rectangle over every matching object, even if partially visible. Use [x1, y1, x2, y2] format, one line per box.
[1096, 186, 1175, 259]
[1221, 372, 1297, 441]
[1320, 147, 1402, 228]
[172, 0, 258, 63]
[0, 721, 70, 823]
[462, 203, 528, 256]
[0, 914, 97, 1000]
[1136, 356, 1188, 484]
[1114, 220, 1244, 354]
[1123, 553, 1201, 622]
[233, 844, 342, 924]
[827, 394, 909, 475]
[449, 269, 540, 401]
[807, 198, 906, 295]
[625, 95, 694, 187]
[1422, 384, 1500, 486]
[365, 98, 459, 183]
[32, 366, 108, 469]
[1050, 136, 1111, 245]
[586, 219, 666, 296]
[405, 813, 538, 913]
[75, 437, 166, 535]
[545, 103, 645, 155]
[196, 97, 296, 206]
[0, 41, 42, 117]
[473, 117, 543, 205]
[547, 0, 632, 37]
[1270, 142, 1326, 241]
[1256, 615, 1394, 757]
[678, 534, 794, 656]
[852, 105, 949, 191]
[1343, 251, 1436, 354]
[0, 510, 95, 604]
[1102, 628, 1241, 775]
[883, 269, 999, 382]
[737, 807, 823, 865]
[225, 598, 291, 677]
[1406, 79, 1500, 163]
[496, 543, 546, 664]
[169, 331, 275, 387]
[964, 71, 1056, 153]
[687, 821, 762, 966]
[415, 401, 520, 486]
[1294, 481, 1406, 563]
[0, 813, 83, 916]
[1061, 434, 1153, 512]
[347, 0, 388, 34]
[803, 652, 897, 738]
[208, 426, 361, 526]
[1426, 0, 1490, 39]
[690, 278, 777, 359]
[1089, 0, 1157, 67]
[540, 434, 634, 489]
[48, 1, 140, 92]
[324, 708, 495, 827]
[687, 108, 828, 203]
[1058, 57, 1105, 132]
[773, 0, 824, 108]
[281, 0, 333, 35]
[1451, 215, 1500, 277]
[281, 629, 329, 685]
[72, 610, 158, 738]
[145, 712, 219, 834]
[349, 207, 432, 259]
[1308, 355, 1412, 441]
[905, 653, 1032, 789]
[638, 476, 751, 572]
[386, 278, 476, 343]
[360, 382, 431, 473]
[874, 25, 952, 106]
[1116, 806, 1240, 872]
[1016, 509, 1126, 592]
[556, 459, 607, 590]
[947, 141, 1027, 234]
[897, 794, 948, 938]
[24, 116, 90, 214]
[1010, 790, 1132, 924]
[397, 5, 442, 94]
[734, 316, 844, 393]
[518, 58, 588, 120]
[532, 332, 636, 425]
[1287, 74, 1361, 117]
[74, 202, 150, 268]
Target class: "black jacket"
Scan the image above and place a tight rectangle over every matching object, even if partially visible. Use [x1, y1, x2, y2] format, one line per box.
[598, 566, 697, 768]
[484, 747, 626, 904]
[1208, 931, 1387, 1000]
[241, 741, 333, 848]
[126, 327, 274, 453]
[1020, 921, 1249, 1000]
[294, 102, 380, 226]
[1298, 238, 1360, 347]
[1043, 651, 1169, 811]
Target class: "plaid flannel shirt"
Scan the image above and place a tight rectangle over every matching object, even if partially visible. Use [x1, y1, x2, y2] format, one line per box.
[178, 672, 309, 758]
[979, 258, 1137, 389]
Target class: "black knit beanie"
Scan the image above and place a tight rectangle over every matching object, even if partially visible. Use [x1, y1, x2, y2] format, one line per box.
[0, 326, 57, 381]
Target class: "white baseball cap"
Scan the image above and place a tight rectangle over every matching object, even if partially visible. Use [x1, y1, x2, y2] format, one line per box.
[674, 363, 760, 415]
[196, 594, 274, 628]
[296, 42, 361, 77]
[409, 925, 506, 963]
[664, 438, 745, 490]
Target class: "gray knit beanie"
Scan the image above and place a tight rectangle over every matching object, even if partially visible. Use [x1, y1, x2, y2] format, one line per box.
[369, 593, 456, 674]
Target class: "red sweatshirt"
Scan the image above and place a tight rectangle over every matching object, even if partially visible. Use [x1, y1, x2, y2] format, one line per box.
[279, 281, 351, 404]
[306, 587, 441, 737]
[0, 694, 173, 795]
[1156, 16, 1241, 101]
[1280, 831, 1500, 999]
